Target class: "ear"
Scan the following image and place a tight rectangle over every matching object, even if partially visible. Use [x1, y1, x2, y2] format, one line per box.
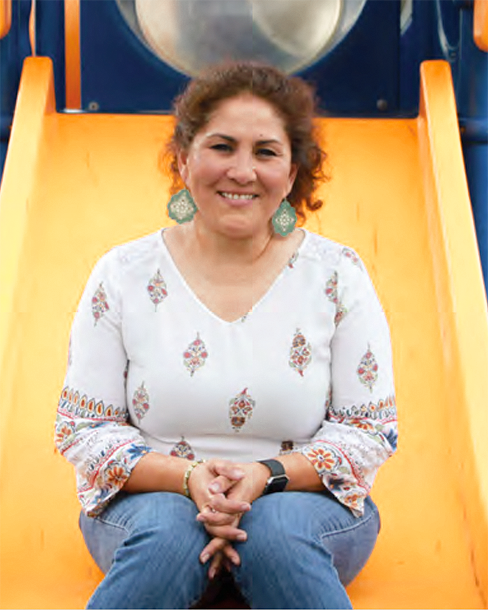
[287, 163, 298, 194]
[177, 148, 190, 183]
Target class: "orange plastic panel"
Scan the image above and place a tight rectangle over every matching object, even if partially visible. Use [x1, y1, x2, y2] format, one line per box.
[0, 0, 11, 38]
[0, 58, 487, 609]
[474, 0, 488, 51]
[64, 0, 81, 109]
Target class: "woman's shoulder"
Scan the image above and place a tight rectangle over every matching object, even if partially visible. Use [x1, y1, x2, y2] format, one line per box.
[97, 230, 163, 271]
[300, 230, 365, 272]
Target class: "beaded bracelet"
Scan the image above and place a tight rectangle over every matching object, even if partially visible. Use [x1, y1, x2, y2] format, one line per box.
[183, 459, 206, 499]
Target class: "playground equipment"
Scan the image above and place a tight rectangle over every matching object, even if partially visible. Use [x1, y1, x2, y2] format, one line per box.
[0, 1, 487, 608]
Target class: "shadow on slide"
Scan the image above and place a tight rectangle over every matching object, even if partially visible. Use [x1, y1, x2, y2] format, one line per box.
[0, 58, 487, 609]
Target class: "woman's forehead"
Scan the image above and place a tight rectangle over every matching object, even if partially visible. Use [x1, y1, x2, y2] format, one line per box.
[201, 94, 288, 136]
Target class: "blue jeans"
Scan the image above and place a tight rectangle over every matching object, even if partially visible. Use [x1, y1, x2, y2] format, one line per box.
[79, 491, 380, 609]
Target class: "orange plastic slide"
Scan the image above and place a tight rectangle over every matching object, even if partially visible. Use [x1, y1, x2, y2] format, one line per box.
[0, 57, 487, 609]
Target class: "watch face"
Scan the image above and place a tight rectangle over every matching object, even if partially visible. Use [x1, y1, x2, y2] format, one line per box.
[265, 474, 290, 494]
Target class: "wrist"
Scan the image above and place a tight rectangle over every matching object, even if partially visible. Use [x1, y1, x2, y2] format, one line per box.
[251, 462, 270, 498]
[183, 459, 206, 499]
[256, 458, 289, 495]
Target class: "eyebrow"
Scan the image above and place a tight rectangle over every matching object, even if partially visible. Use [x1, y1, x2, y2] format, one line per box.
[206, 133, 284, 147]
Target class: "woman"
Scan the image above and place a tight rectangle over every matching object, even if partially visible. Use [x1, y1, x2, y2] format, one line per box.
[55, 62, 397, 609]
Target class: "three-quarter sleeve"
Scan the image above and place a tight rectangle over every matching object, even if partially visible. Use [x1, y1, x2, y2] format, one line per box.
[55, 250, 152, 516]
[299, 250, 398, 516]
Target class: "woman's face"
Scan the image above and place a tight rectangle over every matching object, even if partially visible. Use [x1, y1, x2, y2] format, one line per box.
[178, 93, 297, 239]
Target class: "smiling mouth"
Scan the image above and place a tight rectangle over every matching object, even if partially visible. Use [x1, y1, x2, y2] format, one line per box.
[219, 191, 258, 201]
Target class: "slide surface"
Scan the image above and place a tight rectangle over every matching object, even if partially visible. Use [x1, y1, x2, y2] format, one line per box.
[1, 58, 487, 609]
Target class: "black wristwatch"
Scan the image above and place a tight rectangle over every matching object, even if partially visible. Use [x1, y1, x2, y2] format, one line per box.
[258, 459, 289, 495]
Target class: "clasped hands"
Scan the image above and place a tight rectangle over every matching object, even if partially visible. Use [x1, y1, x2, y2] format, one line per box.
[187, 459, 269, 579]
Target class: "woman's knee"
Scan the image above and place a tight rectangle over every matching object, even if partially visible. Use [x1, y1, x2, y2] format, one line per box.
[235, 492, 325, 576]
[238, 492, 320, 547]
[318, 496, 380, 585]
[236, 492, 380, 585]
[81, 491, 209, 573]
[234, 493, 353, 609]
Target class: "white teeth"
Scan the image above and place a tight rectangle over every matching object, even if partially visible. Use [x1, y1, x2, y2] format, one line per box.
[221, 192, 255, 200]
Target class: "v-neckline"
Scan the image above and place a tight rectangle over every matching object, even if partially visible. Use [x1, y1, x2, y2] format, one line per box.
[159, 228, 308, 325]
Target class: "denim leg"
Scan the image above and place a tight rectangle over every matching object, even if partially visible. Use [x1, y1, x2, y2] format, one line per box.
[79, 492, 210, 610]
[233, 492, 380, 610]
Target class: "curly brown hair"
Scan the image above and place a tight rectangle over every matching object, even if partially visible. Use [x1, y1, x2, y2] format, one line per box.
[166, 62, 327, 221]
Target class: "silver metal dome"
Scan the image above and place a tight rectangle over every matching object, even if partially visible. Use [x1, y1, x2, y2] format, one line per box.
[116, 0, 367, 76]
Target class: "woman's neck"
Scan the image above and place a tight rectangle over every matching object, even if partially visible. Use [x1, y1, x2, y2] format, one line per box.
[183, 217, 276, 268]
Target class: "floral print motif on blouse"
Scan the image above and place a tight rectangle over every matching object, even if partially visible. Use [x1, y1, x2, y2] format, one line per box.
[132, 383, 150, 420]
[342, 247, 364, 270]
[123, 361, 129, 392]
[147, 269, 168, 310]
[91, 283, 109, 324]
[288, 251, 299, 268]
[280, 440, 295, 454]
[357, 345, 379, 392]
[289, 329, 312, 376]
[170, 436, 195, 460]
[325, 385, 333, 411]
[67, 334, 73, 368]
[325, 272, 348, 326]
[229, 388, 255, 432]
[183, 333, 208, 376]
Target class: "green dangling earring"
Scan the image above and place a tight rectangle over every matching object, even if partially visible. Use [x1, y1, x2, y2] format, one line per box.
[272, 199, 297, 236]
[167, 189, 197, 224]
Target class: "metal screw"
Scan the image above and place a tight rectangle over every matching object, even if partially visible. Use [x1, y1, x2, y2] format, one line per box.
[88, 101, 100, 112]
[376, 99, 388, 112]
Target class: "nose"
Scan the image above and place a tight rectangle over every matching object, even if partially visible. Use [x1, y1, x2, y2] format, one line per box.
[226, 150, 256, 184]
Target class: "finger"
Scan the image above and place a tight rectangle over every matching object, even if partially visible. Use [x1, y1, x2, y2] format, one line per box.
[200, 537, 227, 564]
[196, 509, 237, 526]
[209, 462, 245, 483]
[208, 551, 225, 580]
[203, 523, 247, 542]
[208, 474, 239, 495]
[197, 500, 249, 524]
[222, 543, 241, 567]
[207, 493, 250, 515]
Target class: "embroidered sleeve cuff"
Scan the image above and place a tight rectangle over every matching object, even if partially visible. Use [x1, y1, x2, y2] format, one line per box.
[78, 443, 153, 516]
[300, 443, 367, 517]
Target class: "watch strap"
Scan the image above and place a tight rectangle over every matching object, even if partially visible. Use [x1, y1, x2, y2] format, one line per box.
[258, 459, 289, 494]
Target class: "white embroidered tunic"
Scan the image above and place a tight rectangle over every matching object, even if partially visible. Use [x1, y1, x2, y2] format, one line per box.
[55, 229, 397, 517]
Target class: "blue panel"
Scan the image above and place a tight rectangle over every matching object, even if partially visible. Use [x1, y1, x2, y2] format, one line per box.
[80, 0, 403, 116]
[0, 0, 33, 174]
[457, 7, 488, 291]
[0, 0, 32, 113]
[301, 0, 401, 117]
[76, 0, 473, 119]
[399, 0, 436, 113]
[456, 11, 488, 118]
[81, 0, 187, 112]
[399, 0, 468, 116]
[464, 142, 488, 291]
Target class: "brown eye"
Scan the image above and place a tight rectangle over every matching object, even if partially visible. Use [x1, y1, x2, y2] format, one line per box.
[257, 148, 277, 157]
[211, 143, 232, 152]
